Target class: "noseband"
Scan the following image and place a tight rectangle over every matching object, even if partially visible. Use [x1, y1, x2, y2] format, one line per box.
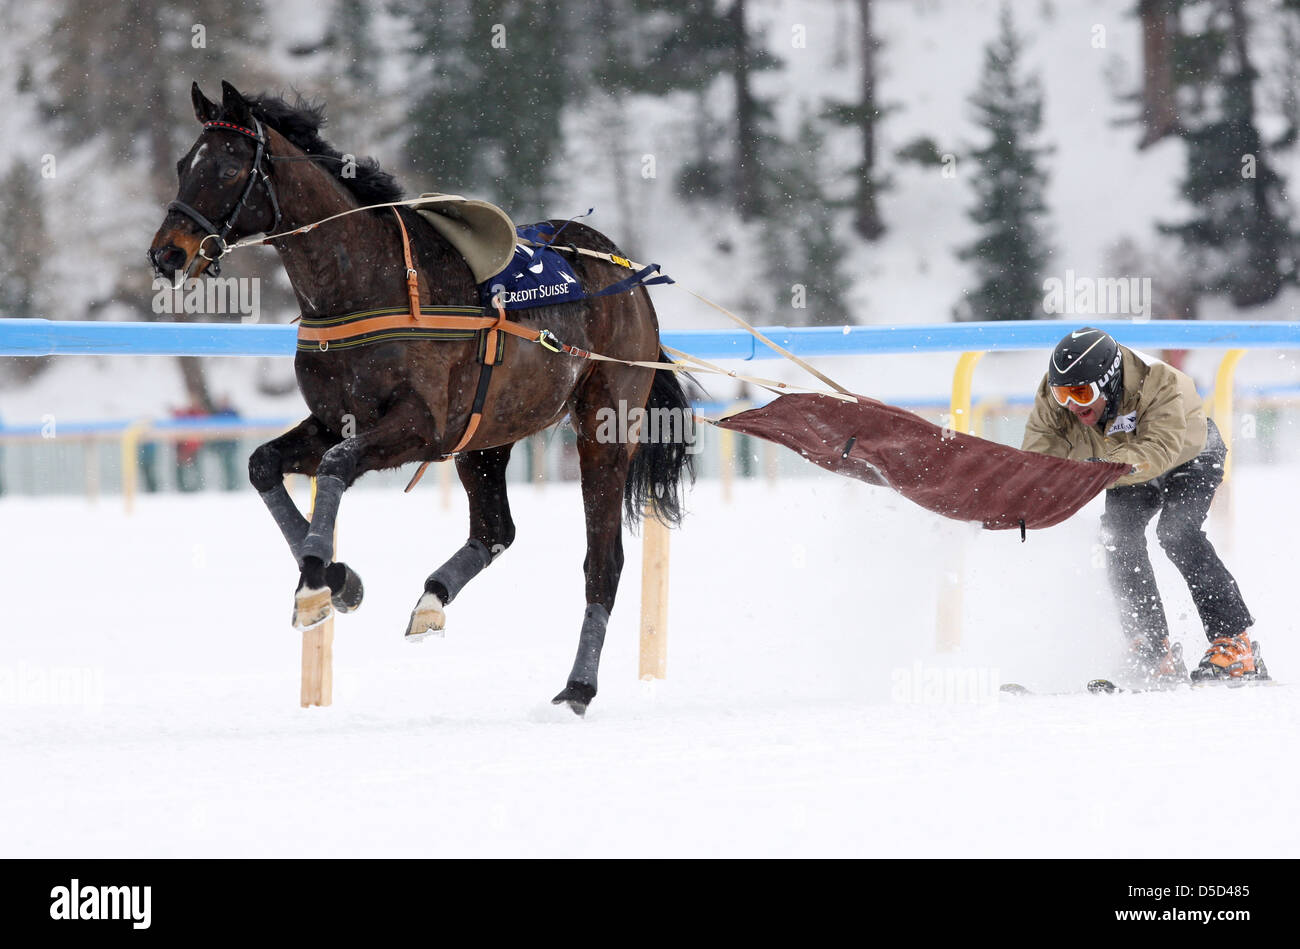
[167, 118, 282, 275]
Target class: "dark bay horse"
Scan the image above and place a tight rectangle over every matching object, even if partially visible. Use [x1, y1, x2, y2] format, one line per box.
[148, 81, 692, 714]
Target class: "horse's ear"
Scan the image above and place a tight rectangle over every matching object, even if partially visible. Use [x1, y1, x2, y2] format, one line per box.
[192, 82, 219, 123]
[220, 80, 251, 124]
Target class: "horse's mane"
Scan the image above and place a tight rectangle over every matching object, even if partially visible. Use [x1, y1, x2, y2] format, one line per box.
[242, 92, 405, 207]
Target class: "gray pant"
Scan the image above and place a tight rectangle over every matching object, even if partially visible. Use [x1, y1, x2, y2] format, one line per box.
[1100, 419, 1253, 647]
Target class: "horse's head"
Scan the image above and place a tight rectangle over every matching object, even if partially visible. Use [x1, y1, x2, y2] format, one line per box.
[148, 80, 282, 285]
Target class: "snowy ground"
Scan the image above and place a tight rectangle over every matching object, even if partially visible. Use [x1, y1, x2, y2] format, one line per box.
[1, 464, 1296, 858]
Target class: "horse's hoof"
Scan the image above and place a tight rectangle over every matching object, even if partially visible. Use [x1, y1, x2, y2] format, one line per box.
[404, 592, 446, 642]
[293, 586, 333, 631]
[326, 562, 364, 614]
[550, 681, 596, 717]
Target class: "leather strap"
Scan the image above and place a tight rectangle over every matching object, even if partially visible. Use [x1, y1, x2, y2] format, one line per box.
[403, 300, 512, 491]
[296, 306, 544, 347]
[391, 208, 422, 319]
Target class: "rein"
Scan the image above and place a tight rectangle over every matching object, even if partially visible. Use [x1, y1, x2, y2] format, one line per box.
[517, 239, 854, 399]
[178, 141, 854, 402]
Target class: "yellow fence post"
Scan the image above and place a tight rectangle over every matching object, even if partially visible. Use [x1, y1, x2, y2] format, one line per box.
[937, 351, 985, 652]
[1210, 349, 1246, 554]
[949, 352, 985, 436]
[120, 421, 149, 515]
[1211, 349, 1246, 482]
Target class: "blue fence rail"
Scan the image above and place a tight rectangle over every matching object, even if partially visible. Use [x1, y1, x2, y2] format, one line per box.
[3, 318, 1300, 358]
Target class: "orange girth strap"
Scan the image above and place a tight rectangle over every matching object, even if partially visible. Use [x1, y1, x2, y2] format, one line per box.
[296, 304, 544, 350]
[403, 298, 512, 492]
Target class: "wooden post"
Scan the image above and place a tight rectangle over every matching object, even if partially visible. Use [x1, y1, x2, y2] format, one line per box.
[300, 620, 334, 707]
[300, 476, 335, 707]
[638, 509, 671, 680]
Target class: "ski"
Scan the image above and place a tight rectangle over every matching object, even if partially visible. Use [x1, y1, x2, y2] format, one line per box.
[999, 676, 1279, 697]
[997, 681, 1155, 697]
[1002, 639, 1276, 696]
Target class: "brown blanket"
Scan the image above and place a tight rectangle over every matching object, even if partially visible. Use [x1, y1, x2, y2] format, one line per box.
[714, 393, 1130, 530]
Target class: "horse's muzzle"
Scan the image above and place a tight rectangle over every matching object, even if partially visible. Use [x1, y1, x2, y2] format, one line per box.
[149, 244, 189, 280]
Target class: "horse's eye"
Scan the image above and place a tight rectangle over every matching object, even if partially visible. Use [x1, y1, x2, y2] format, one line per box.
[220, 165, 240, 180]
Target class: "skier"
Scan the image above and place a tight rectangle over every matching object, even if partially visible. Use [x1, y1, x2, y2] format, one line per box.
[1022, 327, 1261, 685]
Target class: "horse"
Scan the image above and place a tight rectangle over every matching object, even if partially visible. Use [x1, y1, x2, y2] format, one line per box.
[148, 81, 693, 715]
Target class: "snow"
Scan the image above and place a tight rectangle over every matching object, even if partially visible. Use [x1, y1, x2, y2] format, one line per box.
[2, 468, 1296, 857]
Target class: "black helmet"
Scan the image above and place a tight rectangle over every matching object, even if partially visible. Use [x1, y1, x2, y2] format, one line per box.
[1047, 327, 1123, 417]
[1048, 328, 1120, 386]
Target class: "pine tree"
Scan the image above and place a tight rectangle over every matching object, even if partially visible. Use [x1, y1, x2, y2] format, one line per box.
[822, 0, 887, 240]
[44, 0, 266, 201]
[956, 4, 1052, 322]
[1137, 0, 1179, 147]
[320, 0, 388, 143]
[0, 163, 53, 383]
[401, 0, 568, 217]
[41, 0, 268, 409]
[759, 114, 851, 325]
[610, 0, 781, 218]
[1154, 0, 1293, 307]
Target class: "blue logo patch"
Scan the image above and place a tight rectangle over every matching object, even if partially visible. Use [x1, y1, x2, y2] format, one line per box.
[479, 224, 586, 310]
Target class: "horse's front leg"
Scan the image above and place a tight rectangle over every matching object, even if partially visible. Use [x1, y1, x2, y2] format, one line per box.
[249, 417, 364, 622]
[292, 402, 430, 629]
[405, 443, 516, 641]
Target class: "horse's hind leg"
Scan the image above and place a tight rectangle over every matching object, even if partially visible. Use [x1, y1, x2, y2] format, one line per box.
[405, 444, 516, 641]
[249, 418, 365, 616]
[551, 418, 634, 716]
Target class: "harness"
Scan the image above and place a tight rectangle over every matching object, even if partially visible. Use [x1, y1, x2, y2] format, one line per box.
[300, 208, 611, 487]
[163, 117, 858, 484]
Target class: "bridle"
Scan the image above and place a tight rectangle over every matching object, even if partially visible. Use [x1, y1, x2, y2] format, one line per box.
[166, 117, 282, 276]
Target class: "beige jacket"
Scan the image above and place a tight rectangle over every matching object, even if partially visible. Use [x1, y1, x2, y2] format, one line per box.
[1021, 346, 1207, 487]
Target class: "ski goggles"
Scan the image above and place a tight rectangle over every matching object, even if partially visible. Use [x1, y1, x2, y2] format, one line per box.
[1050, 382, 1102, 408]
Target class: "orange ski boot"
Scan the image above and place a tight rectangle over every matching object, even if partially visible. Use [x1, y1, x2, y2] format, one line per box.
[1125, 636, 1188, 689]
[1190, 632, 1259, 682]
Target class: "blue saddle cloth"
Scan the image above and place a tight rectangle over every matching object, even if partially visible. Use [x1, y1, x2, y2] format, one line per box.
[479, 223, 585, 310]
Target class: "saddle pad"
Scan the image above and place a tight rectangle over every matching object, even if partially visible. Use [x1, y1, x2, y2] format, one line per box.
[411, 193, 518, 284]
[479, 223, 586, 310]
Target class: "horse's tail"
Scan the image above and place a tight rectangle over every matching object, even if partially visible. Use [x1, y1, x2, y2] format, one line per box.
[624, 353, 697, 528]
